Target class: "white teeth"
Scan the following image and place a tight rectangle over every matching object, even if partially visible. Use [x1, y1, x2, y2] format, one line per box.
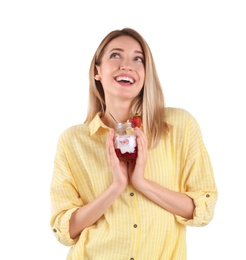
[116, 76, 134, 83]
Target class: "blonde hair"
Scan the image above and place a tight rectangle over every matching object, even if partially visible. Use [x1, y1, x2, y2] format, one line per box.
[85, 28, 169, 148]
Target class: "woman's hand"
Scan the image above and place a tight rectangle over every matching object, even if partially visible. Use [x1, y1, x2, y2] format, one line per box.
[128, 127, 148, 189]
[107, 128, 129, 191]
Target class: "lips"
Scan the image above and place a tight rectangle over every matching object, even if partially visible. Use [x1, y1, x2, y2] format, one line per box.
[115, 76, 135, 84]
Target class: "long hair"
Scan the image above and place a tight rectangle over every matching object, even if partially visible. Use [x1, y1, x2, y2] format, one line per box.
[85, 28, 169, 148]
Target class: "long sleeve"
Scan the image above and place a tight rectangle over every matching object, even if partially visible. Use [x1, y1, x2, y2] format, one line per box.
[175, 150, 218, 226]
[174, 110, 218, 226]
[50, 132, 83, 246]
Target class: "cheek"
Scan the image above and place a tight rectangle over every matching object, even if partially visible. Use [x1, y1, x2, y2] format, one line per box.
[99, 63, 116, 77]
[135, 64, 145, 77]
[140, 70, 145, 84]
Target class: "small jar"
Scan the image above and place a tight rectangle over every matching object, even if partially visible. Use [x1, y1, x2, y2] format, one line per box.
[114, 122, 137, 161]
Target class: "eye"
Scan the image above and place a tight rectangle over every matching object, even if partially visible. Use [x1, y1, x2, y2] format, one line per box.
[110, 53, 120, 59]
[135, 56, 144, 63]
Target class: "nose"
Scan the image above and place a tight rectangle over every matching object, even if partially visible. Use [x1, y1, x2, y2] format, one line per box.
[120, 58, 132, 71]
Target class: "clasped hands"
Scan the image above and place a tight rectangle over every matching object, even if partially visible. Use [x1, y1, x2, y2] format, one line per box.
[106, 127, 148, 191]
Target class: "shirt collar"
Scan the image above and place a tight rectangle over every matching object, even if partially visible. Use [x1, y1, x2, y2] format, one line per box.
[89, 112, 109, 136]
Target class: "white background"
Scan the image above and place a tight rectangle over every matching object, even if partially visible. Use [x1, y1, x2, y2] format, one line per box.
[0, 0, 245, 259]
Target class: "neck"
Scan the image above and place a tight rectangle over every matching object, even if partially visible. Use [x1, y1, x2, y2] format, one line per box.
[102, 108, 131, 128]
[101, 97, 134, 127]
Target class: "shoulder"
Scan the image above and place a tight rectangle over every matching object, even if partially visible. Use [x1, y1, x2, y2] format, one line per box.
[57, 123, 89, 145]
[164, 107, 202, 136]
[165, 107, 197, 125]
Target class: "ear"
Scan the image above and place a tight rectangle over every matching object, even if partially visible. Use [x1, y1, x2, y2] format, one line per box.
[94, 65, 101, 81]
[94, 74, 101, 81]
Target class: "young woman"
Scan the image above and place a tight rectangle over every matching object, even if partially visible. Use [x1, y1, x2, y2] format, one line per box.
[50, 28, 218, 259]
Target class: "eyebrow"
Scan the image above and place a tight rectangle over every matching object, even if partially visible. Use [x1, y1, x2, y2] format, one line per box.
[109, 48, 144, 55]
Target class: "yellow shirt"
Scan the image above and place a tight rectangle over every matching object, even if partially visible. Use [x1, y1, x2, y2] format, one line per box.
[50, 107, 218, 260]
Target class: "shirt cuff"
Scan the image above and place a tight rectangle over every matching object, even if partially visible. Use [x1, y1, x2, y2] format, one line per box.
[175, 191, 218, 226]
[51, 207, 80, 246]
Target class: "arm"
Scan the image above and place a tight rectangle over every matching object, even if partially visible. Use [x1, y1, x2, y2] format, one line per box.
[133, 179, 195, 219]
[129, 128, 195, 219]
[69, 183, 124, 239]
[130, 113, 217, 226]
[51, 129, 128, 244]
[70, 128, 129, 238]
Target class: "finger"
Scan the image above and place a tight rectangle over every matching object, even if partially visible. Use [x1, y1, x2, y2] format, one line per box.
[135, 128, 148, 149]
[107, 129, 119, 163]
[134, 129, 148, 165]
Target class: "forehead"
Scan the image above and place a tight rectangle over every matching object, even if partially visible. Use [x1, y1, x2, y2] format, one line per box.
[105, 35, 143, 53]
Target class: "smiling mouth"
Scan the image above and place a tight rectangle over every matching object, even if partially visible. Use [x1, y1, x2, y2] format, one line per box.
[115, 76, 135, 84]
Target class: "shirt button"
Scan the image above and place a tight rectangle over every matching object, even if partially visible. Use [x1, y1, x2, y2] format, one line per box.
[206, 194, 210, 198]
[53, 229, 57, 233]
[130, 258, 134, 260]
[133, 224, 137, 228]
[130, 192, 134, 196]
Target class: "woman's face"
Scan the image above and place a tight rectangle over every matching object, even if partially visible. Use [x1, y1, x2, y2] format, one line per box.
[95, 35, 145, 103]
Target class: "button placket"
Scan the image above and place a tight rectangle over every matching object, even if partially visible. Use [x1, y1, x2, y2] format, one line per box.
[131, 193, 138, 229]
[128, 187, 139, 258]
